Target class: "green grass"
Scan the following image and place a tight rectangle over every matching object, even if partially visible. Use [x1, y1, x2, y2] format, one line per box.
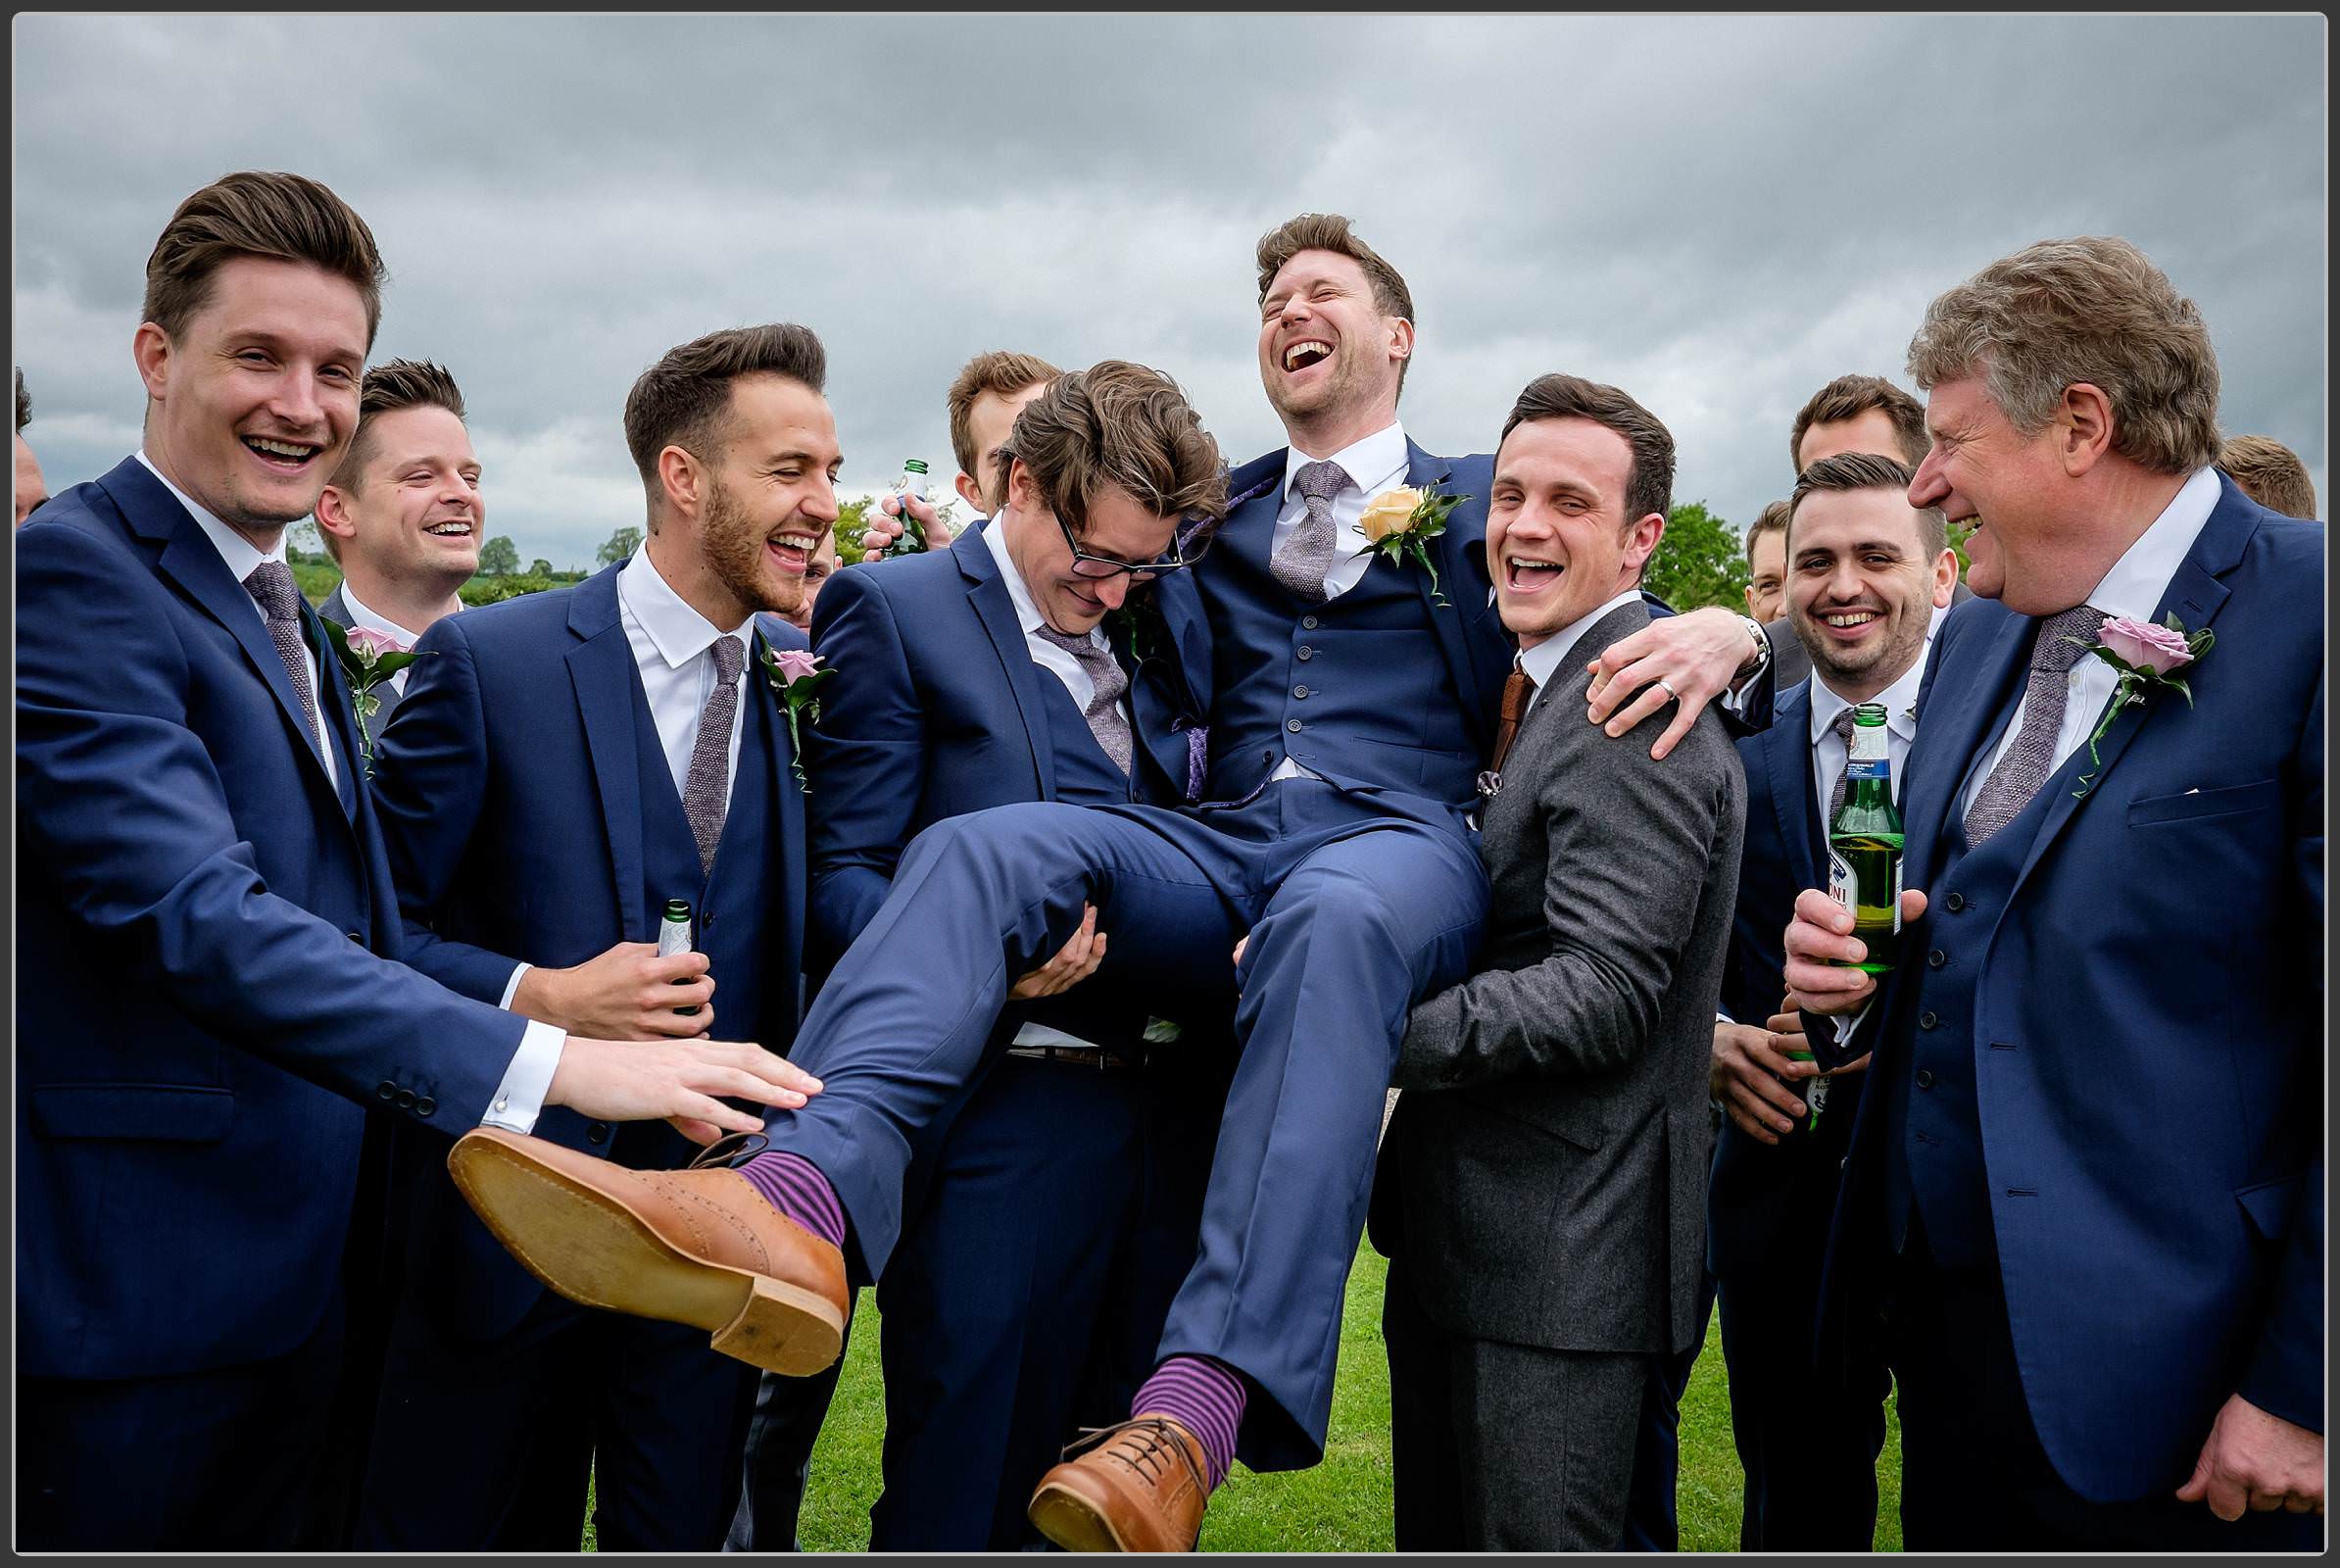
[580, 1243, 1903, 1550]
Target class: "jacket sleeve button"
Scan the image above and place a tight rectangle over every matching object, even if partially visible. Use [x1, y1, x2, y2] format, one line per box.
[414, 1097, 436, 1117]
[375, 1081, 398, 1102]
[394, 1089, 417, 1110]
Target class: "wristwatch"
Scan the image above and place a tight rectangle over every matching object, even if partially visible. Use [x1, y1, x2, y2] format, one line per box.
[1734, 614, 1772, 679]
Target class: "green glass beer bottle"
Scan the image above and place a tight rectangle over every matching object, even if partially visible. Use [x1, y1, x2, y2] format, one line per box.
[659, 898, 700, 1016]
[1828, 702, 1903, 975]
[881, 459, 932, 559]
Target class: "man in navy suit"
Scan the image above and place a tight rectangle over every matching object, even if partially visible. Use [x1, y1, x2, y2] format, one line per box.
[313, 358, 483, 746]
[13, 172, 816, 1551]
[1708, 451, 1957, 1547]
[352, 323, 841, 1550]
[444, 212, 1763, 1551]
[1785, 237, 2323, 1548]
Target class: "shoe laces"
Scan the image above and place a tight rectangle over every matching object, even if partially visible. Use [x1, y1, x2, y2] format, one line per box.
[687, 1130, 769, 1170]
[1063, 1416, 1207, 1495]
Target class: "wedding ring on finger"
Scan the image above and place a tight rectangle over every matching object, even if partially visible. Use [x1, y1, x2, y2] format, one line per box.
[1655, 677, 1679, 705]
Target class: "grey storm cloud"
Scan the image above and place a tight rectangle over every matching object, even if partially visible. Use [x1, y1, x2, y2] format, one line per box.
[12, 13, 2326, 569]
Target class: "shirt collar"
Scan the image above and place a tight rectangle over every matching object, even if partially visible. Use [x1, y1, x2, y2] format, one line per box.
[136, 449, 286, 586]
[1284, 420, 1410, 505]
[616, 537, 752, 670]
[335, 581, 424, 649]
[982, 512, 1101, 647]
[1809, 610, 1936, 748]
[1518, 588, 1645, 698]
[2080, 466, 2221, 625]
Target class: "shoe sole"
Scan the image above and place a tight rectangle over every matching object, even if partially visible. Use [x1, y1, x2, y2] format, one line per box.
[448, 1133, 844, 1377]
[1027, 1483, 1133, 1553]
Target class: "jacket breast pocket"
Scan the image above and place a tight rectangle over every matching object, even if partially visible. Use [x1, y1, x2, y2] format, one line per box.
[29, 1084, 236, 1144]
[2127, 778, 2280, 827]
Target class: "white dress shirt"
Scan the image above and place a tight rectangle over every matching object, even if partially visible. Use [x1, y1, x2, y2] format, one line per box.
[981, 517, 1119, 1054]
[1268, 421, 1413, 786]
[140, 452, 337, 790]
[1957, 466, 2218, 818]
[335, 582, 425, 698]
[981, 515, 1133, 725]
[136, 453, 564, 1132]
[1518, 587, 1647, 711]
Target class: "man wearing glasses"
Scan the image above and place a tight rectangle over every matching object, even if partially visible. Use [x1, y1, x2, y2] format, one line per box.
[729, 360, 1233, 1548]
[447, 216, 1761, 1550]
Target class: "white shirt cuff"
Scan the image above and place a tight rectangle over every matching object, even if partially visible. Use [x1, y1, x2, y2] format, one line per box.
[498, 960, 531, 1012]
[481, 1019, 565, 1134]
[1715, 1007, 1734, 1026]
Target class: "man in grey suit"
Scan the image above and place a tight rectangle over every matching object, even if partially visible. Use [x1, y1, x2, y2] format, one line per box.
[314, 359, 481, 742]
[1370, 372, 1745, 1551]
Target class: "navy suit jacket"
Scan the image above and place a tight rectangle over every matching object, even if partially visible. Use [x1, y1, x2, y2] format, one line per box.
[370, 561, 809, 1335]
[804, 524, 1205, 968]
[1154, 438, 1512, 793]
[1814, 477, 2323, 1498]
[16, 457, 527, 1381]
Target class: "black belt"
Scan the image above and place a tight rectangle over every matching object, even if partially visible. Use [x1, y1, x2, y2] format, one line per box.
[1002, 1044, 1149, 1072]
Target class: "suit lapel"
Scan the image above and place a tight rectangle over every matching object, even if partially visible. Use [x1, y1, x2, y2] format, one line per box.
[1405, 440, 1501, 744]
[567, 564, 651, 938]
[307, 599, 363, 820]
[120, 464, 344, 799]
[956, 528, 1055, 801]
[2010, 485, 2251, 892]
[750, 627, 806, 983]
[1760, 687, 1823, 892]
[1902, 612, 2031, 889]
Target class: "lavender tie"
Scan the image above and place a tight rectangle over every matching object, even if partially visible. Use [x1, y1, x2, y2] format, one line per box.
[1035, 624, 1133, 775]
[243, 562, 323, 754]
[682, 634, 745, 874]
[1961, 604, 2107, 846]
[1268, 460, 1351, 602]
[1827, 705, 1861, 821]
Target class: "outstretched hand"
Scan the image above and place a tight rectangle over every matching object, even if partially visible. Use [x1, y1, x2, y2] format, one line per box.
[546, 1035, 822, 1141]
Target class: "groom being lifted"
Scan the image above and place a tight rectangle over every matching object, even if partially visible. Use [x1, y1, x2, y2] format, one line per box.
[446, 213, 1763, 1551]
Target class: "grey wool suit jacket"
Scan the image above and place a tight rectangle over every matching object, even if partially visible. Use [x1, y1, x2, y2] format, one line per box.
[1370, 599, 1746, 1357]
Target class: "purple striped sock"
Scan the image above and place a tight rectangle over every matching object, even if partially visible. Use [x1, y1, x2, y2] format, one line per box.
[1132, 1355, 1246, 1491]
[736, 1151, 846, 1250]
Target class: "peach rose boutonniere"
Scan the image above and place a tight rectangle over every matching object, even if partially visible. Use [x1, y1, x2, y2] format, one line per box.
[2063, 612, 2214, 799]
[1358, 484, 1470, 606]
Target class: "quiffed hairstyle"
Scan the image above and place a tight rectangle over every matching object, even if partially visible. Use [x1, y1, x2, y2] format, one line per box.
[993, 360, 1227, 539]
[1906, 236, 2221, 475]
[1500, 372, 1677, 525]
[1255, 213, 1417, 394]
[1744, 498, 1791, 564]
[947, 350, 1061, 487]
[143, 171, 387, 347]
[2218, 434, 2319, 521]
[327, 358, 467, 491]
[1786, 450, 1948, 561]
[14, 367, 28, 434]
[1789, 373, 1928, 471]
[622, 323, 827, 507]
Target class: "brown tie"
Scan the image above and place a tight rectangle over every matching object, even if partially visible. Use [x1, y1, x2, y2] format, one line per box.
[1488, 663, 1534, 775]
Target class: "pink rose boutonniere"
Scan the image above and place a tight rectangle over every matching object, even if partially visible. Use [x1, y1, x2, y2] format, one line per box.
[1357, 484, 1469, 606]
[760, 645, 834, 793]
[2064, 612, 2214, 798]
[321, 619, 425, 779]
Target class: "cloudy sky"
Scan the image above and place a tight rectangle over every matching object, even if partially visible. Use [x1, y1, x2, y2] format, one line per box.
[13, 14, 2327, 568]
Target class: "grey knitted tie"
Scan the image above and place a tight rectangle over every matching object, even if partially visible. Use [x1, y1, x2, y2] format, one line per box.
[243, 562, 323, 755]
[1828, 706, 1862, 821]
[682, 634, 746, 873]
[1268, 459, 1351, 602]
[1034, 624, 1133, 775]
[1962, 604, 2107, 847]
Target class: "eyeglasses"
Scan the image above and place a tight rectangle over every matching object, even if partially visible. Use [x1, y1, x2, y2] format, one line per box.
[1054, 511, 1211, 580]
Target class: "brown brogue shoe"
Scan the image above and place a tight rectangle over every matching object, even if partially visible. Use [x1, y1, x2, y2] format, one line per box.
[447, 1127, 848, 1376]
[1027, 1415, 1209, 1552]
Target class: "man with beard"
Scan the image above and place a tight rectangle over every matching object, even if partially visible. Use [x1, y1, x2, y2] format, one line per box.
[352, 324, 838, 1550]
[1707, 451, 1954, 1548]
